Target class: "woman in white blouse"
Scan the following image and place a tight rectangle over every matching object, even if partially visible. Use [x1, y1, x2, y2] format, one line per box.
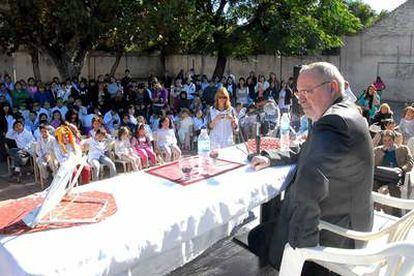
[208, 87, 238, 148]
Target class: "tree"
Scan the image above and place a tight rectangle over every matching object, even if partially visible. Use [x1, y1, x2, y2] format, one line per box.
[185, 0, 362, 79]
[346, 0, 379, 28]
[132, 0, 195, 74]
[97, 1, 146, 76]
[0, 0, 137, 80]
[0, 3, 43, 80]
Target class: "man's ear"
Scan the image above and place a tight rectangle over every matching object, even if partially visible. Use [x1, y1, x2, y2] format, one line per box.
[331, 80, 339, 94]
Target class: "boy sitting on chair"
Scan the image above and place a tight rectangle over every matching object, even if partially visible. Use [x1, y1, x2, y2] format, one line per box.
[36, 124, 58, 184]
[88, 128, 117, 181]
[6, 120, 35, 181]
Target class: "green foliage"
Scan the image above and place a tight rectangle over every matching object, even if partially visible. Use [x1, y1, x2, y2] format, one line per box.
[179, 0, 362, 57]
[346, 0, 380, 28]
[0, 0, 368, 78]
[0, 0, 141, 78]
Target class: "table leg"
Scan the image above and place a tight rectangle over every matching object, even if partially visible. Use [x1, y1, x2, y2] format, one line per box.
[232, 195, 282, 256]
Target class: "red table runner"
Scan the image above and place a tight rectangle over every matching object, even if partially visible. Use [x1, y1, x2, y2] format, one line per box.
[0, 191, 117, 235]
[146, 156, 244, 186]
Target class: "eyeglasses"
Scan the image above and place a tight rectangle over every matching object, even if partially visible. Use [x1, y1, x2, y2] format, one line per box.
[294, 80, 332, 98]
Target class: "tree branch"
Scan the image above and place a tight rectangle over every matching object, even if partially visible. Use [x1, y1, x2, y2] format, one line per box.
[237, 2, 270, 33]
[216, 0, 228, 17]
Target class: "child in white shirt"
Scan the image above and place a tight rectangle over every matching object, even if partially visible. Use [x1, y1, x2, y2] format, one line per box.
[6, 120, 35, 176]
[103, 109, 121, 135]
[193, 109, 206, 135]
[115, 127, 141, 171]
[36, 124, 58, 183]
[177, 109, 194, 150]
[154, 116, 181, 162]
[88, 128, 117, 180]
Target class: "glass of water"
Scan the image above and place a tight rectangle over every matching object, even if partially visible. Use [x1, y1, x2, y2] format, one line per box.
[179, 155, 194, 180]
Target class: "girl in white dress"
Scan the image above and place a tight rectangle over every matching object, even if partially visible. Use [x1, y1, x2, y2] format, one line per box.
[154, 116, 181, 162]
[115, 127, 142, 171]
[177, 109, 194, 150]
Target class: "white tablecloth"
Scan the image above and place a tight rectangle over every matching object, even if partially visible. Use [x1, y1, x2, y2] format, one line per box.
[0, 145, 295, 275]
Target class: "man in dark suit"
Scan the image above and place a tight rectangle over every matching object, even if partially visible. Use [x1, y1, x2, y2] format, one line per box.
[248, 62, 374, 273]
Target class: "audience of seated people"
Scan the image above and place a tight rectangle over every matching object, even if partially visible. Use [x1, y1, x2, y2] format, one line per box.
[1, 70, 413, 200]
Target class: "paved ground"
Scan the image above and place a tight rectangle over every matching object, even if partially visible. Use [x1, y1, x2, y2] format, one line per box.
[0, 162, 43, 202]
[168, 225, 279, 276]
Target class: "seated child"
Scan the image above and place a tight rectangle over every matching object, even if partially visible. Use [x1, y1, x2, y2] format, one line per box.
[131, 124, 157, 167]
[154, 116, 181, 162]
[115, 126, 141, 171]
[6, 120, 35, 180]
[177, 108, 194, 150]
[88, 128, 117, 180]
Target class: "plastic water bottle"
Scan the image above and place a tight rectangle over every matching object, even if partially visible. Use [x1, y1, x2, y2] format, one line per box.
[198, 129, 211, 174]
[280, 112, 290, 152]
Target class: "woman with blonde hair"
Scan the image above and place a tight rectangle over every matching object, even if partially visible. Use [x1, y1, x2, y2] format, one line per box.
[54, 124, 91, 184]
[372, 103, 393, 130]
[208, 87, 238, 148]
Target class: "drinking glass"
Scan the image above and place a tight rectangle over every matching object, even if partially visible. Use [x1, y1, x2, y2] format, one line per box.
[179, 155, 194, 180]
[209, 142, 221, 165]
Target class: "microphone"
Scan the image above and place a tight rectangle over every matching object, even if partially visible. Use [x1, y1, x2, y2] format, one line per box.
[246, 110, 263, 161]
[256, 113, 261, 155]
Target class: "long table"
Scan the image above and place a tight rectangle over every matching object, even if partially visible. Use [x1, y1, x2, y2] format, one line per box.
[0, 145, 295, 276]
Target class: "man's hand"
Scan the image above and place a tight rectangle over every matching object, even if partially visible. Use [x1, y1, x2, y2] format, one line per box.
[394, 167, 403, 174]
[250, 155, 271, 171]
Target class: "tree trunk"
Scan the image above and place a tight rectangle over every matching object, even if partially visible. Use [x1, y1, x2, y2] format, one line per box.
[160, 50, 167, 76]
[110, 50, 123, 77]
[45, 46, 88, 80]
[212, 50, 227, 80]
[29, 47, 41, 81]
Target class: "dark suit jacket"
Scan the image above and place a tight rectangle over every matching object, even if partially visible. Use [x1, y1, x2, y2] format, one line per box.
[268, 98, 374, 268]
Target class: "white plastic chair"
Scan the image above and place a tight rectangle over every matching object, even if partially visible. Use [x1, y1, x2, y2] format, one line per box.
[279, 192, 414, 275]
[280, 241, 414, 276]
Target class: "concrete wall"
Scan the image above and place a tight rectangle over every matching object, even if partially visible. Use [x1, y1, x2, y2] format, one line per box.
[340, 0, 414, 101]
[0, 51, 163, 82]
[0, 51, 338, 83]
[165, 54, 339, 81]
[1, 0, 413, 103]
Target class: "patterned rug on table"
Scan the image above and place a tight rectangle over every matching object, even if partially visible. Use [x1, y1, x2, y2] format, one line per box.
[0, 191, 117, 235]
[246, 137, 280, 154]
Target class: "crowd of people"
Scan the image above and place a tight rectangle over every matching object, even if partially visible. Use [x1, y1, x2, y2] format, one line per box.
[0, 68, 413, 193]
[0, 69, 297, 184]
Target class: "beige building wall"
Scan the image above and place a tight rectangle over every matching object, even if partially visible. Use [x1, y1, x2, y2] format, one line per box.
[0, 51, 338, 83]
[165, 54, 338, 82]
[340, 0, 414, 102]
